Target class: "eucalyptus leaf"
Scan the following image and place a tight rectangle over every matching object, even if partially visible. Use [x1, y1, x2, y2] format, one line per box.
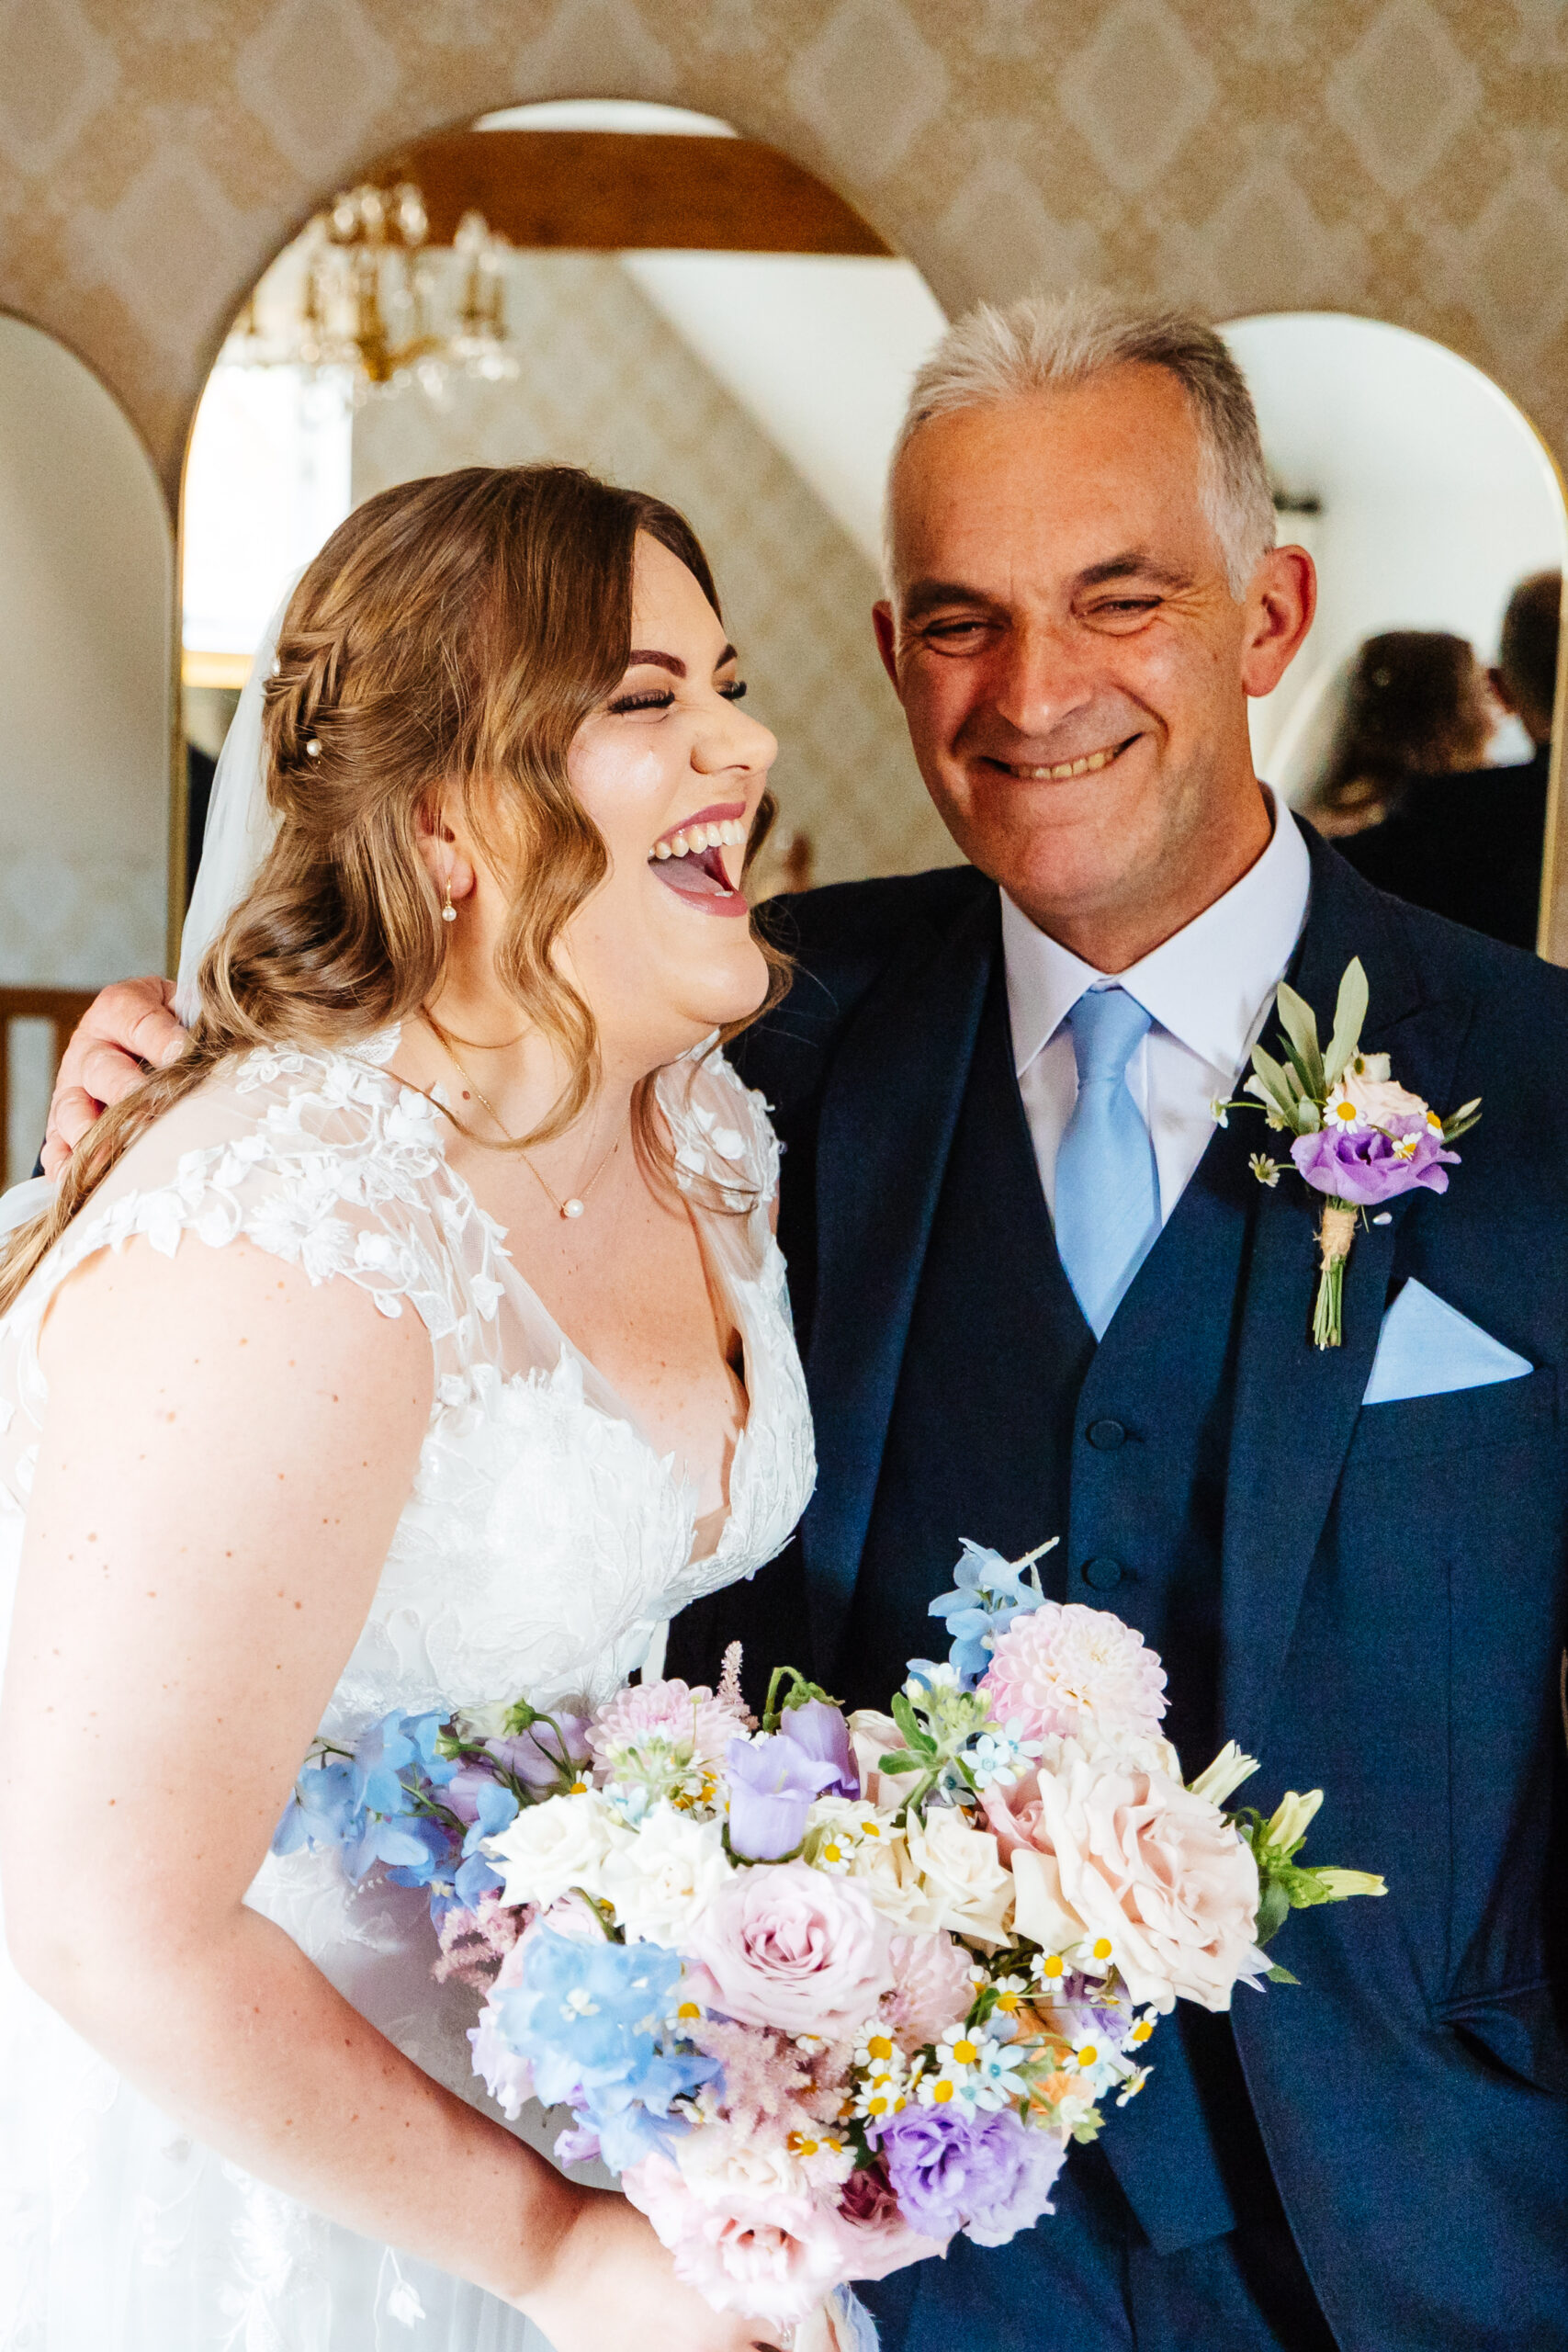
[1323, 958, 1370, 1085]
[877, 1751, 927, 1774]
[1274, 982, 1326, 1098]
[1248, 1045, 1310, 1132]
[1266, 1962, 1302, 1986]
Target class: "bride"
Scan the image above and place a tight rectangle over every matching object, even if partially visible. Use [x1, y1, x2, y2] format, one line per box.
[0, 464, 818, 2349]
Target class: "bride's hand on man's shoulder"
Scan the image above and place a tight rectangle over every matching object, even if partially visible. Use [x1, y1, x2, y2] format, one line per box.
[517, 2184, 794, 2352]
[43, 977, 189, 1177]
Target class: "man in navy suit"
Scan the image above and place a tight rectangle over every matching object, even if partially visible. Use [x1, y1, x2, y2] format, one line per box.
[673, 296, 1568, 2349]
[38, 296, 1568, 2349]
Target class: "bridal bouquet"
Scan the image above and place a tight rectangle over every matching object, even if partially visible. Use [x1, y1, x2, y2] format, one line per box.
[275, 1543, 1383, 2329]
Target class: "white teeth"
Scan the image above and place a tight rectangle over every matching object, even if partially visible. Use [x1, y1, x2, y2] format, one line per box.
[1015, 744, 1120, 782]
[649, 814, 750, 864]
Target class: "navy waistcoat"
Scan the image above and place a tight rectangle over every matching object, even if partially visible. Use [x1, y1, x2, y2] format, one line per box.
[842, 970, 1270, 2253]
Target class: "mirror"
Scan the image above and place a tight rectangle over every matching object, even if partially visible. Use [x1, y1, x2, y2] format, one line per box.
[0, 315, 173, 1184]
[1225, 311, 1568, 956]
[180, 98, 953, 913]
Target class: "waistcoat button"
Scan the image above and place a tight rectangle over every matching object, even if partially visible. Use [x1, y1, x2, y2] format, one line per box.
[1085, 1418, 1127, 1451]
[1081, 1556, 1124, 1590]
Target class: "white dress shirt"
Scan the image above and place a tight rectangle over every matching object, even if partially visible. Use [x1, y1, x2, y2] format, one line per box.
[1002, 792, 1312, 1224]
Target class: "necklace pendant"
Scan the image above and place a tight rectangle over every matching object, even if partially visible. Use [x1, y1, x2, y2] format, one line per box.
[561, 1198, 585, 1220]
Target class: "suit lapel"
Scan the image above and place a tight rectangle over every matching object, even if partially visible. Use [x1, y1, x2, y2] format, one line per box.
[802, 886, 998, 1670]
[1219, 842, 1476, 1740]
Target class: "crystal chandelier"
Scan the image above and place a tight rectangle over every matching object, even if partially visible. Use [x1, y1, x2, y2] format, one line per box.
[231, 180, 519, 396]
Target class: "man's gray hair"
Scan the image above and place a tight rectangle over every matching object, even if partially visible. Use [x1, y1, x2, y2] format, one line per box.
[886, 289, 1276, 599]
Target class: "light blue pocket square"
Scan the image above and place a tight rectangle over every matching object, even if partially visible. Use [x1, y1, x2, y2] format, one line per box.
[1362, 1279, 1532, 1406]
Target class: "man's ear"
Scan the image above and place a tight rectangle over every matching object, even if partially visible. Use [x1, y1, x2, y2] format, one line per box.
[873, 601, 902, 697]
[1240, 545, 1316, 701]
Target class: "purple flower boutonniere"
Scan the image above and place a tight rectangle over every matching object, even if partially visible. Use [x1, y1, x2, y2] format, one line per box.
[1230, 958, 1481, 1349]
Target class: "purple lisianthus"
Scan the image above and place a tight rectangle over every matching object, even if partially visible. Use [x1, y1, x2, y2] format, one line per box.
[1291, 1117, 1458, 1208]
[874, 2105, 1064, 2246]
[725, 1731, 841, 1860]
[776, 1699, 859, 1798]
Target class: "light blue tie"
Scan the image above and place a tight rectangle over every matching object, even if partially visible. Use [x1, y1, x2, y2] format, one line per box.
[1054, 986, 1161, 1339]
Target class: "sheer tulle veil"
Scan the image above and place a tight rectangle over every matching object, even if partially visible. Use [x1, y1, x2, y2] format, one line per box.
[174, 579, 298, 1026]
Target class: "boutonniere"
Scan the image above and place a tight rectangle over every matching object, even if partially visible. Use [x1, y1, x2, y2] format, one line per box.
[1222, 958, 1480, 1349]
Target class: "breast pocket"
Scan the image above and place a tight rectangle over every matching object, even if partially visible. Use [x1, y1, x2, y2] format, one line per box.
[1347, 1364, 1557, 1466]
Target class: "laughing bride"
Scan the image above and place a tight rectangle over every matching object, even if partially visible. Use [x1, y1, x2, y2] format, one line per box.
[0, 465, 816, 2349]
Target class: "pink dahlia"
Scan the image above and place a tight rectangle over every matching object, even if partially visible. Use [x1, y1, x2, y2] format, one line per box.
[878, 1931, 976, 2052]
[979, 1602, 1167, 1745]
[586, 1676, 750, 1771]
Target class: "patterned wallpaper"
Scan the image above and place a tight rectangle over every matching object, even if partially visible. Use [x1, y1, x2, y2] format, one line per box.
[351, 251, 953, 882]
[4, 0, 1566, 508]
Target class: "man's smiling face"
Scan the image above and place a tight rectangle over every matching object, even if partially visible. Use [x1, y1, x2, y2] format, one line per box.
[876, 361, 1313, 969]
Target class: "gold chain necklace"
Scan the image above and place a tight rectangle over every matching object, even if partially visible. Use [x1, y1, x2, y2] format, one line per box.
[421, 1010, 621, 1220]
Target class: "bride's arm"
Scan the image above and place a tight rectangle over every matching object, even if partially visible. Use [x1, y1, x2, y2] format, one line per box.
[0, 1234, 776, 2350]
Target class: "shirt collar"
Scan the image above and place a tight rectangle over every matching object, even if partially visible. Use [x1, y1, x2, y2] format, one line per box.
[1002, 789, 1312, 1080]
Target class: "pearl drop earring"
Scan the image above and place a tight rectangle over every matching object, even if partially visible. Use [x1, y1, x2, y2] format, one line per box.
[442, 879, 457, 924]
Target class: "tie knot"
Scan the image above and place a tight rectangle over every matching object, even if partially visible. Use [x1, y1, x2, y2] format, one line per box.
[1066, 985, 1151, 1087]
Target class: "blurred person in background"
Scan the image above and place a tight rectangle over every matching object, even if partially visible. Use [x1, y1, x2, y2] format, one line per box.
[1303, 629, 1494, 840]
[1336, 572, 1561, 949]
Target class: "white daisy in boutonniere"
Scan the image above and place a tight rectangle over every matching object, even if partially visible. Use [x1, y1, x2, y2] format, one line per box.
[1220, 958, 1481, 1349]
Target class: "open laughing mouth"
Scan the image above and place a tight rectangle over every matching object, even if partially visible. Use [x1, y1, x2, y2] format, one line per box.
[649, 802, 750, 916]
[985, 734, 1141, 781]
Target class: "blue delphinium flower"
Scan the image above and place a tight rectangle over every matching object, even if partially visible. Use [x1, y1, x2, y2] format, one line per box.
[928, 1538, 1053, 1685]
[344, 1810, 452, 1883]
[349, 1714, 423, 1816]
[272, 1757, 362, 1856]
[450, 1779, 519, 1906]
[493, 1928, 718, 2131]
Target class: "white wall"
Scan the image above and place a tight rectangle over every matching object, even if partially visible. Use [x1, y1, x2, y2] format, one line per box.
[1226, 314, 1568, 797]
[0, 316, 173, 1178]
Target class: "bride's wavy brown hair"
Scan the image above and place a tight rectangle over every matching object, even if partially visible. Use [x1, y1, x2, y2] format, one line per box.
[1, 463, 786, 1312]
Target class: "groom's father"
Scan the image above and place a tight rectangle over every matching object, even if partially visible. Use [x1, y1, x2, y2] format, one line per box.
[680, 296, 1568, 2351]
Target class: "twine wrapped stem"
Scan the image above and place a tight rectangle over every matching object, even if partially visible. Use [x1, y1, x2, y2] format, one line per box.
[1313, 1198, 1359, 1349]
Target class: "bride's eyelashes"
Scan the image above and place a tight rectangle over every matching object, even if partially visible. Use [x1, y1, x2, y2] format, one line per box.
[605, 681, 749, 716]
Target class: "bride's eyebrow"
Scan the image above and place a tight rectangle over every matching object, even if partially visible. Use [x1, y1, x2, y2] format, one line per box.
[624, 644, 739, 677]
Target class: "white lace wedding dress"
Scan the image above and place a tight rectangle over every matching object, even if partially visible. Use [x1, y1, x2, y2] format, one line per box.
[0, 1030, 816, 2351]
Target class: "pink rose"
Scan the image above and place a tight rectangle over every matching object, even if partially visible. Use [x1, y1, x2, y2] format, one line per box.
[879, 1931, 976, 2052]
[1027, 1748, 1267, 2011]
[830, 2169, 949, 2282]
[623, 2150, 849, 2326]
[979, 1603, 1168, 1745]
[979, 1770, 1046, 1865]
[693, 1860, 894, 2040]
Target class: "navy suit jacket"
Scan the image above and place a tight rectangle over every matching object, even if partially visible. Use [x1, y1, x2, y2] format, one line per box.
[673, 833, 1568, 2349]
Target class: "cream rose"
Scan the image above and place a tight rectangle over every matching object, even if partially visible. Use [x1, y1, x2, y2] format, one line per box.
[903, 1805, 1015, 1949]
[598, 1803, 733, 1946]
[484, 1790, 629, 1911]
[1028, 1748, 1267, 2011]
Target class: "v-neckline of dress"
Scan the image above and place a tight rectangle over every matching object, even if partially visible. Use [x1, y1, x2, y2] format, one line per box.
[359, 1041, 752, 1565]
